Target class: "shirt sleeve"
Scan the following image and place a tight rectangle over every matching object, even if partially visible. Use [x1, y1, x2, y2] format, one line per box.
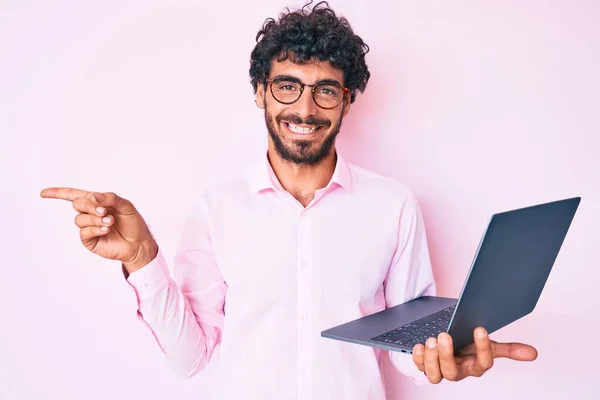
[383, 190, 436, 385]
[124, 190, 226, 378]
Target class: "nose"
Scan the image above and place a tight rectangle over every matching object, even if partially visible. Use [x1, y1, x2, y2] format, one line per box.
[293, 86, 319, 121]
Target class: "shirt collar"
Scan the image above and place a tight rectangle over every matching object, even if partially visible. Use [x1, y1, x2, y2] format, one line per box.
[248, 150, 353, 195]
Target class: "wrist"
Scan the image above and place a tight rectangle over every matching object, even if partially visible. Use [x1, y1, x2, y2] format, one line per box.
[123, 240, 159, 275]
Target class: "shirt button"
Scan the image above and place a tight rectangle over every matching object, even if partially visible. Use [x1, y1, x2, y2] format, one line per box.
[301, 314, 308, 322]
[140, 283, 148, 289]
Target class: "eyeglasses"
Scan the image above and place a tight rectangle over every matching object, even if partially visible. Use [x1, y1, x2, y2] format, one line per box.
[265, 77, 349, 109]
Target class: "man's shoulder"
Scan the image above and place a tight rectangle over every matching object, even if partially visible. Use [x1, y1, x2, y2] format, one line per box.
[347, 162, 418, 204]
[187, 162, 258, 205]
[191, 177, 248, 203]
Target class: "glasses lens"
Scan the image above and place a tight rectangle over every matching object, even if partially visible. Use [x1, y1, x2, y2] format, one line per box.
[270, 80, 302, 104]
[314, 83, 344, 108]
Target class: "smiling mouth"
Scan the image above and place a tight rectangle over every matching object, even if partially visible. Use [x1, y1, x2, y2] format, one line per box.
[282, 122, 324, 136]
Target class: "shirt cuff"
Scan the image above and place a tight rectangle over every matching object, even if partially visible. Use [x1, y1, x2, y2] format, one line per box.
[124, 248, 171, 300]
[389, 350, 430, 386]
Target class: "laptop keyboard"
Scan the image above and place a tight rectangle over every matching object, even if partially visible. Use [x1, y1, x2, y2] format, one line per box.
[371, 305, 456, 348]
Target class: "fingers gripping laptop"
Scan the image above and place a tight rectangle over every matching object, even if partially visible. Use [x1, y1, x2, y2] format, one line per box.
[321, 197, 581, 355]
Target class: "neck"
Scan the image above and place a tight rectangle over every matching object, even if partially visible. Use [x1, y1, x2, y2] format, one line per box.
[268, 148, 337, 206]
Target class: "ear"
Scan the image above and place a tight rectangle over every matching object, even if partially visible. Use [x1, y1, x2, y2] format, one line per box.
[255, 83, 266, 109]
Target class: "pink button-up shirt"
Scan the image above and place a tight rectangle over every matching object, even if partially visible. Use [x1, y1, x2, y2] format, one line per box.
[126, 151, 436, 399]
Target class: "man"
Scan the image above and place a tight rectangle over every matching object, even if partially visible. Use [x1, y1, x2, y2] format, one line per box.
[40, 2, 537, 399]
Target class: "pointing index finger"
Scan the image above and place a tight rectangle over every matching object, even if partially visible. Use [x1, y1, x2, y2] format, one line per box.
[40, 187, 89, 201]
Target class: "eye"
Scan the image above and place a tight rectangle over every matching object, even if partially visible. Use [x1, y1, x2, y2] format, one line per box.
[316, 85, 339, 96]
[273, 80, 300, 92]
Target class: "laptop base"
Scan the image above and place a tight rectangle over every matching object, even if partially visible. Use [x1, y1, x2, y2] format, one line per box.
[321, 296, 457, 354]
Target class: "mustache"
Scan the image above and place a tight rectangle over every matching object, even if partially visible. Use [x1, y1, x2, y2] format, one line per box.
[276, 113, 331, 128]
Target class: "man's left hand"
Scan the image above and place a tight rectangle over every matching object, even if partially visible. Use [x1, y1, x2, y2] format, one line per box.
[412, 327, 538, 383]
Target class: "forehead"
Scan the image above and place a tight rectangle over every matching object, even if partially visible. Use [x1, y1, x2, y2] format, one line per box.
[268, 57, 345, 84]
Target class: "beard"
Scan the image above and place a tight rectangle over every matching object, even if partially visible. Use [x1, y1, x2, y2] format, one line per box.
[264, 106, 343, 166]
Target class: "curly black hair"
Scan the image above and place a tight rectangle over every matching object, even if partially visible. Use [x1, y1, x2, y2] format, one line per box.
[249, 0, 370, 104]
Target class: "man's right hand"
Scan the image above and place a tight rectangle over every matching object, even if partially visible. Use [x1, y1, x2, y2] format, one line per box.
[40, 187, 158, 274]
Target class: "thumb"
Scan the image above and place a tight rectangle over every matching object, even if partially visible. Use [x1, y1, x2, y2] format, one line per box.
[93, 191, 138, 215]
[93, 192, 105, 203]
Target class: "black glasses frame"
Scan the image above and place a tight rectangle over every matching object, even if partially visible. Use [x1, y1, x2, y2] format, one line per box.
[265, 78, 349, 110]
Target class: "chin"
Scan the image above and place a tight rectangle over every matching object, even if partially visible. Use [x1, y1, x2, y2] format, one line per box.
[276, 137, 334, 166]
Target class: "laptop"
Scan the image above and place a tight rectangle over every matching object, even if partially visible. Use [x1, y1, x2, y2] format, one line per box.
[321, 196, 581, 355]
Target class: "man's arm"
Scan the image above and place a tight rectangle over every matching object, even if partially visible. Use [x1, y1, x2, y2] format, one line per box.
[383, 190, 436, 385]
[125, 190, 226, 378]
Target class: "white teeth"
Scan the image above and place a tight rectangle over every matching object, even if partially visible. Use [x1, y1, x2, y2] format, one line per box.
[287, 123, 318, 134]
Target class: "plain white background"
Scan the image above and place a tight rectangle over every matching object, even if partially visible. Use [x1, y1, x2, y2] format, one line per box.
[1, 0, 599, 399]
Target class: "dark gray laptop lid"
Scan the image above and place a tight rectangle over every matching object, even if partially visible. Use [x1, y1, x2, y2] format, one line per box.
[447, 196, 581, 351]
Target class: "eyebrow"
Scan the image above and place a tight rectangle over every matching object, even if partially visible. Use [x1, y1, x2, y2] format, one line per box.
[272, 75, 343, 86]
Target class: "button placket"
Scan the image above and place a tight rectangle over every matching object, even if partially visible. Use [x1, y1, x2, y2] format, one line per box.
[297, 209, 313, 400]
